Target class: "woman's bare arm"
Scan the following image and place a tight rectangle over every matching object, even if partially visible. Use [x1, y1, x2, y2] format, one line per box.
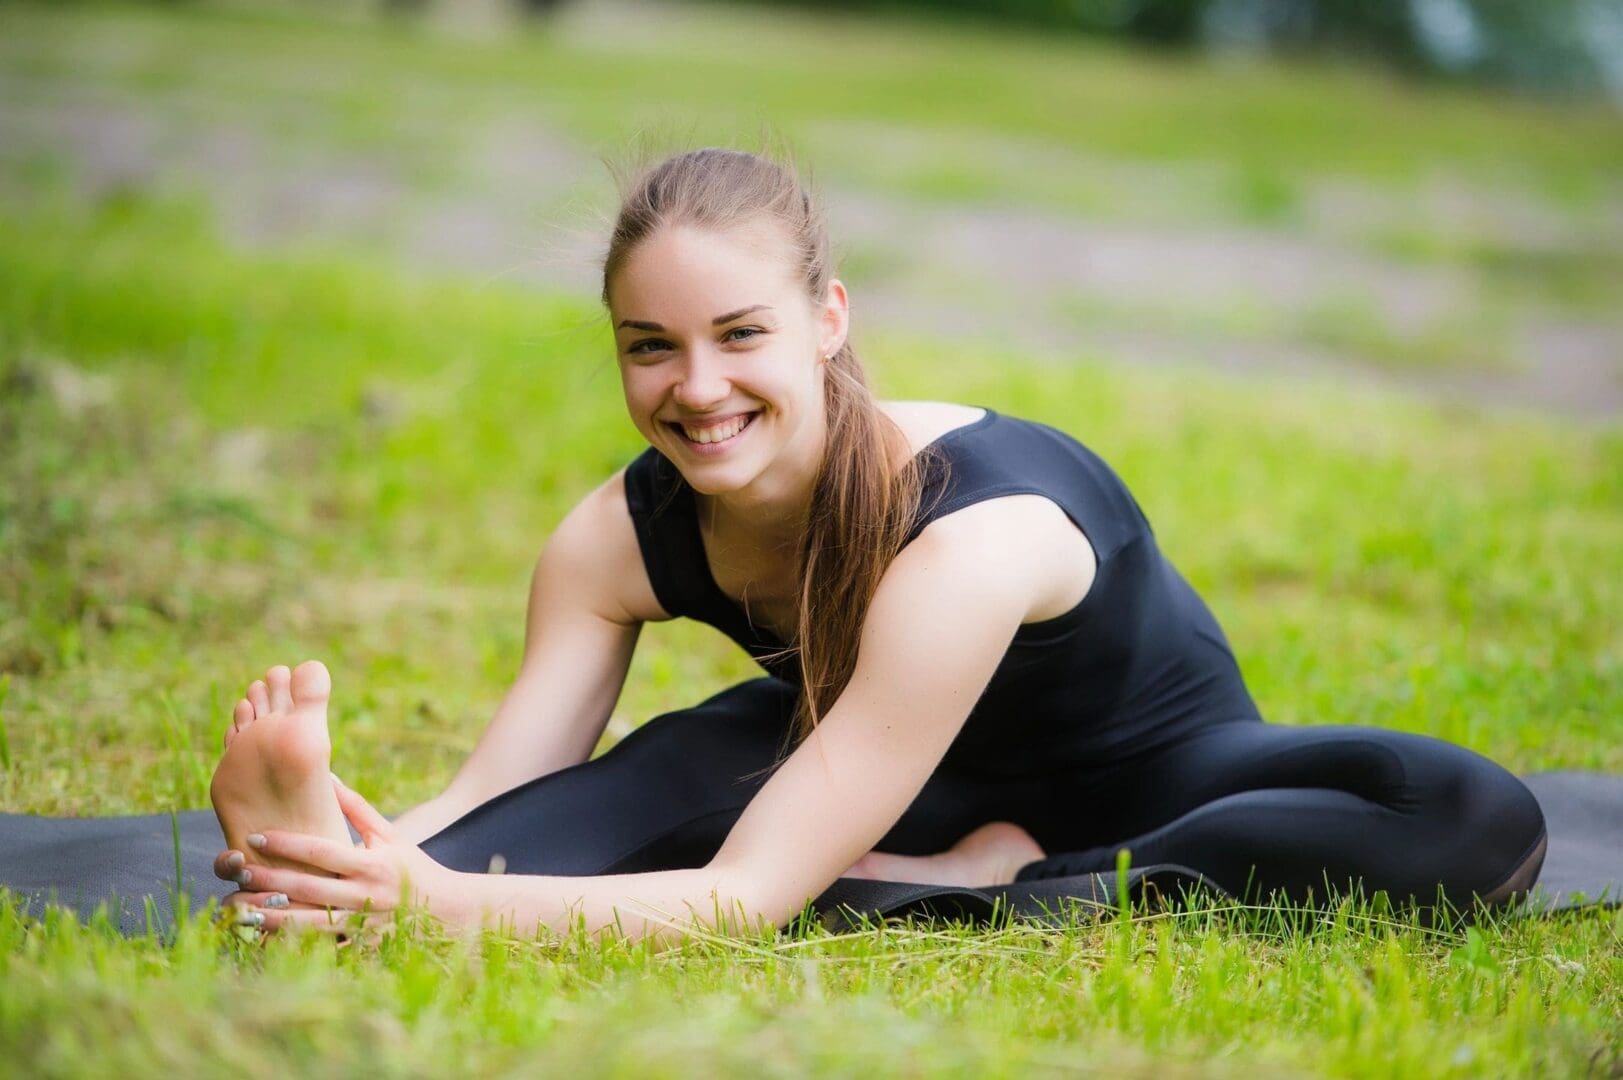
[390, 469, 663, 844]
[410, 500, 1044, 940]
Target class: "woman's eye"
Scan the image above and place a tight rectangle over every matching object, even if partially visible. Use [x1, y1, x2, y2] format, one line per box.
[627, 328, 762, 356]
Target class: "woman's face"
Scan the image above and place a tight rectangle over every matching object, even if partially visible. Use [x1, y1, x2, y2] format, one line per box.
[609, 221, 847, 499]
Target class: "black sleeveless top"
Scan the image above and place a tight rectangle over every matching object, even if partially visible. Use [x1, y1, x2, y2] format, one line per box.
[623, 407, 1262, 774]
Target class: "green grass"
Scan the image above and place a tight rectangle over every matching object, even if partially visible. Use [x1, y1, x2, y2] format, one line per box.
[1, 181, 1618, 1077]
[1, 2, 1621, 1074]
[2, 897, 1617, 1077]
[1368, 228, 1623, 314]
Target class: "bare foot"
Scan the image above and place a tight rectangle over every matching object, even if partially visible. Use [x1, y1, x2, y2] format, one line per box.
[844, 821, 1045, 887]
[210, 660, 353, 880]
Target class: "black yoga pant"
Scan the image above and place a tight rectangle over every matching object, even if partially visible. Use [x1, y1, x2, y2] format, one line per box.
[420, 676, 1547, 913]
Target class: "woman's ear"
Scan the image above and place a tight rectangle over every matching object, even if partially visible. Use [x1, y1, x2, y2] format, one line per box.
[820, 278, 850, 357]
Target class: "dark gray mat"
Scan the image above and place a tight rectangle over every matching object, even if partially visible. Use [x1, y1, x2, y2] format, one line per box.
[0, 809, 222, 936]
[2, 771, 1617, 937]
[1517, 770, 1623, 914]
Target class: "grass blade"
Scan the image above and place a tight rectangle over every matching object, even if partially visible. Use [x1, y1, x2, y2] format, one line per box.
[0, 673, 10, 772]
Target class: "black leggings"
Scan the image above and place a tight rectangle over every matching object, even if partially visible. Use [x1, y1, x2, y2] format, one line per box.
[420, 677, 1548, 914]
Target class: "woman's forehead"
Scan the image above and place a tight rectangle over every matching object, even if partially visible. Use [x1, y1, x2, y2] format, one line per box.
[612, 222, 802, 312]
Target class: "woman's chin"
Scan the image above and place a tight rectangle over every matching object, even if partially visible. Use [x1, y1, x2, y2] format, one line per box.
[667, 431, 765, 485]
[682, 465, 756, 496]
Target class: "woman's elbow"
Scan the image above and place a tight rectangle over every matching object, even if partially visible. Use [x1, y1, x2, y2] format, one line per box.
[703, 858, 824, 935]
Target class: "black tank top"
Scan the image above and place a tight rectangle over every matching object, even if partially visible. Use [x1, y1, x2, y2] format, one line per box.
[623, 406, 1262, 774]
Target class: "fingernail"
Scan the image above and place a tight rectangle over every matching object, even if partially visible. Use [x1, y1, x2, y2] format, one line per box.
[226, 851, 246, 871]
[330, 772, 345, 787]
[234, 868, 252, 887]
[234, 911, 265, 927]
[246, 833, 267, 850]
[264, 894, 289, 909]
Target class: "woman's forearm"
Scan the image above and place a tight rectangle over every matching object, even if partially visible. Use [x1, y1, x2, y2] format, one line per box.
[427, 862, 781, 945]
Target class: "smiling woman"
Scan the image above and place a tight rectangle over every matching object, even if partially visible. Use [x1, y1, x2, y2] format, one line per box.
[203, 143, 1548, 944]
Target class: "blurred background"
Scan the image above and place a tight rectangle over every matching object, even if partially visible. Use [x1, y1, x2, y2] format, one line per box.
[4, 0, 1620, 417]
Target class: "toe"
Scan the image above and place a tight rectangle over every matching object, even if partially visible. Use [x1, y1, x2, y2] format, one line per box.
[290, 660, 333, 709]
[227, 698, 254, 748]
[267, 665, 293, 712]
[248, 680, 271, 718]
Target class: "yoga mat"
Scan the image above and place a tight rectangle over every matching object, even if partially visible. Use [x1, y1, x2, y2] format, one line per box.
[1, 772, 1616, 938]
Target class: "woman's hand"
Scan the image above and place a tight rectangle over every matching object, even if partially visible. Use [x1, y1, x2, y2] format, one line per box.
[224, 776, 458, 939]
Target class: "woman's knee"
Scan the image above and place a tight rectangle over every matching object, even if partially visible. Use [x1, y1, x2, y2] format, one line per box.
[1408, 742, 1547, 901]
[1461, 768, 1546, 900]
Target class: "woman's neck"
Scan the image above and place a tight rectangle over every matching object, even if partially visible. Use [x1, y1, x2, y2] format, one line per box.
[692, 414, 826, 555]
[696, 483, 811, 557]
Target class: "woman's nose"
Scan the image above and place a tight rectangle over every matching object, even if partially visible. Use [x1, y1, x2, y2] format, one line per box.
[672, 349, 733, 409]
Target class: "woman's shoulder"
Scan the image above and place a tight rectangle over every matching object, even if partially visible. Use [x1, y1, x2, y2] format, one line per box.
[877, 399, 990, 456]
[545, 466, 672, 626]
[893, 400, 1153, 568]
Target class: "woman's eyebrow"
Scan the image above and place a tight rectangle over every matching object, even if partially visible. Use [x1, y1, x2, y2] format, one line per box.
[711, 304, 774, 325]
[616, 305, 774, 332]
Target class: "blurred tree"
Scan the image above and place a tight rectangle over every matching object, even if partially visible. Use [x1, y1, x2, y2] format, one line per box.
[374, 0, 573, 19]
[742, 0, 1622, 101]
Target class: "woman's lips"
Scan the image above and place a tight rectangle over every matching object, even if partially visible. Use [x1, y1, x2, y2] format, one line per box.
[668, 410, 760, 451]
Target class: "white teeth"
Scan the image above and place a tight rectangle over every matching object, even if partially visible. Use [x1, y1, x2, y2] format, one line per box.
[680, 413, 753, 444]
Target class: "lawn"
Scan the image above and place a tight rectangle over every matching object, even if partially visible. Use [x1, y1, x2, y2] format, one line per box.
[1, 2, 1619, 1076]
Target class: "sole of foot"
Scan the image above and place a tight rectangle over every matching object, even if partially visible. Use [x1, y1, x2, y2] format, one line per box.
[210, 659, 354, 877]
[845, 821, 1046, 888]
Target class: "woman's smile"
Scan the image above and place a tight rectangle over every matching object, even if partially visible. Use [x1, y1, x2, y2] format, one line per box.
[668, 410, 761, 454]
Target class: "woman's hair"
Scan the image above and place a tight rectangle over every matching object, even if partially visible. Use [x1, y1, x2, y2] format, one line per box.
[600, 141, 949, 746]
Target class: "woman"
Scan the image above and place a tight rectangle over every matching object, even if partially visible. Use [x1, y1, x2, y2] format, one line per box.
[208, 147, 1548, 941]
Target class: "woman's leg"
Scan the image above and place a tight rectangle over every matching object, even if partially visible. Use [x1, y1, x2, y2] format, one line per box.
[418, 677, 799, 876]
[417, 677, 1007, 877]
[1013, 720, 1548, 912]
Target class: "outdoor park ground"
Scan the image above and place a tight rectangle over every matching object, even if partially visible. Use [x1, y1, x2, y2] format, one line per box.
[0, 2, 1619, 1075]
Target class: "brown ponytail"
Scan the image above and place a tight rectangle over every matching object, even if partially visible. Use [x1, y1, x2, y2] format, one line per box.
[600, 140, 948, 745]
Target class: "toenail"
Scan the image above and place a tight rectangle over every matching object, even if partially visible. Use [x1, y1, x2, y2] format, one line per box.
[246, 833, 267, 850]
[234, 911, 265, 927]
[226, 852, 245, 871]
[264, 894, 289, 909]
[235, 868, 252, 887]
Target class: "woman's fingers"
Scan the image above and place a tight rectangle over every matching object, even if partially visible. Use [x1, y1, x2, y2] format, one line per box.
[228, 863, 370, 909]
[331, 775, 396, 844]
[231, 904, 342, 935]
[242, 905, 392, 946]
[267, 906, 368, 931]
[250, 830, 370, 876]
[214, 849, 247, 881]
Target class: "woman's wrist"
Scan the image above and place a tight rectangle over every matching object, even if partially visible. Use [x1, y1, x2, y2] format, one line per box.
[419, 865, 477, 929]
